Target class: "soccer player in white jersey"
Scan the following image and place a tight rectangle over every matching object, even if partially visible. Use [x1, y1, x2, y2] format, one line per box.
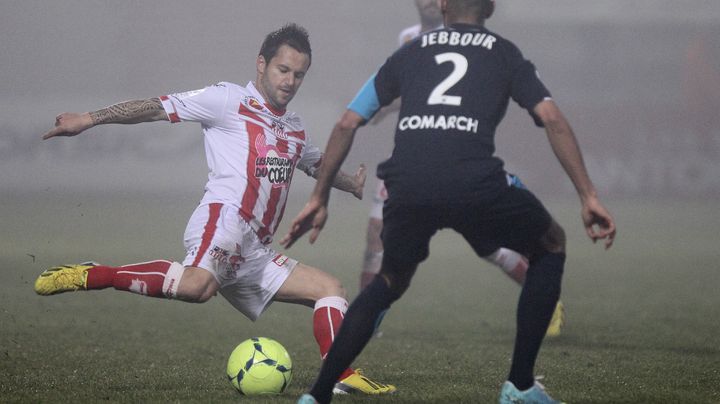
[360, 0, 564, 337]
[34, 24, 395, 396]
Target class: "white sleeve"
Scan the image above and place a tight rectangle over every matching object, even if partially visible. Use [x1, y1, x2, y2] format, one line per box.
[297, 140, 323, 177]
[159, 83, 229, 126]
[397, 24, 420, 46]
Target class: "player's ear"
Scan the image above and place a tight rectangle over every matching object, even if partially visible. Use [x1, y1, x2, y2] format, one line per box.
[256, 55, 267, 75]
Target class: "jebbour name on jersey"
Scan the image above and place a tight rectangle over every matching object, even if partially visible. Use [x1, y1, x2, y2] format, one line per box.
[420, 31, 496, 50]
[398, 114, 479, 134]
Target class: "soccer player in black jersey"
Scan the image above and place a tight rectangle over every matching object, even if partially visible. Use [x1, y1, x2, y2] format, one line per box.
[284, 1, 616, 403]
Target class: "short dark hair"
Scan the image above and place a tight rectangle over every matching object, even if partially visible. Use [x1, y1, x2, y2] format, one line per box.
[259, 23, 312, 65]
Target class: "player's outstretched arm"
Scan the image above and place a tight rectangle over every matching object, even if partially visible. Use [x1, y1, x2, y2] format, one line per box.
[534, 99, 617, 249]
[42, 98, 168, 140]
[281, 110, 364, 248]
[312, 164, 366, 200]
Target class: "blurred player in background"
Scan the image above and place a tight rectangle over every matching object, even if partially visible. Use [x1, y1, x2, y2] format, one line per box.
[284, 0, 616, 402]
[683, 30, 720, 157]
[34, 24, 395, 396]
[361, 0, 564, 338]
[360, 0, 444, 292]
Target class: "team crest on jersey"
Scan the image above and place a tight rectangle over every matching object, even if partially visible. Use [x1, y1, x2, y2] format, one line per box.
[271, 120, 286, 139]
[247, 97, 264, 111]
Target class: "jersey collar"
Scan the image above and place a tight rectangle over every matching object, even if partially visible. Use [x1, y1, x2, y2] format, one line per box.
[448, 22, 486, 31]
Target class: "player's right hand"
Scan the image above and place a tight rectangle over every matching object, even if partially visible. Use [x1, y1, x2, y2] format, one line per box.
[280, 197, 328, 249]
[42, 112, 94, 140]
[582, 197, 616, 250]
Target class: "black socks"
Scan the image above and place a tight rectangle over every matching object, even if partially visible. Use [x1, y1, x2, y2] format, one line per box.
[508, 252, 565, 390]
[309, 276, 396, 403]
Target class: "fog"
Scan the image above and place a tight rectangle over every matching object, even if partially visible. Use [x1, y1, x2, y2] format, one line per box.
[2, 0, 719, 198]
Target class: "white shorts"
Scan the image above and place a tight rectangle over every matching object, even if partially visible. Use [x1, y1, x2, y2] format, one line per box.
[369, 180, 388, 220]
[183, 202, 297, 321]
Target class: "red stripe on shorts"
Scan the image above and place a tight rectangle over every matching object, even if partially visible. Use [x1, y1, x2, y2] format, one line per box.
[192, 203, 222, 267]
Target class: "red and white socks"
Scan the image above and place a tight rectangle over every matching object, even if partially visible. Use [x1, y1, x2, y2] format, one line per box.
[313, 296, 354, 380]
[487, 247, 529, 285]
[86, 260, 185, 298]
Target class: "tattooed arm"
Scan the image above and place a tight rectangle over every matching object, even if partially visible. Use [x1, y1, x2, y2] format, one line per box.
[42, 98, 168, 140]
[311, 164, 366, 200]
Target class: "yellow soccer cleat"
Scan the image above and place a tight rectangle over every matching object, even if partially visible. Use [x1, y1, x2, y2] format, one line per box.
[34, 263, 96, 295]
[545, 300, 565, 337]
[333, 369, 396, 395]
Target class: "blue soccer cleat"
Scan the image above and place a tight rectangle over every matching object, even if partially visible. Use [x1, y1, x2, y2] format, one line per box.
[297, 393, 318, 404]
[499, 380, 564, 404]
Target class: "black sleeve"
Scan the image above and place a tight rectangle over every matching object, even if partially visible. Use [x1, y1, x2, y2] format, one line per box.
[373, 51, 404, 107]
[506, 43, 552, 127]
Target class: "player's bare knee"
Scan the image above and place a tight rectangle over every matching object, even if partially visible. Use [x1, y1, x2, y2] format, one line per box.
[275, 264, 348, 306]
[176, 283, 214, 303]
[195, 284, 219, 303]
[316, 275, 347, 300]
[176, 267, 220, 303]
[392, 279, 412, 297]
[379, 263, 417, 301]
[385, 275, 412, 301]
[541, 220, 566, 254]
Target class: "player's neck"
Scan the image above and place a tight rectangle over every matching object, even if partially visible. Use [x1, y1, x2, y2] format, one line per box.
[252, 80, 287, 115]
[444, 16, 485, 28]
[420, 18, 442, 33]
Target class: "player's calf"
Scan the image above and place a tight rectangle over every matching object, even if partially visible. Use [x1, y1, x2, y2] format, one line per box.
[83, 260, 186, 299]
[34, 260, 214, 302]
[275, 263, 347, 306]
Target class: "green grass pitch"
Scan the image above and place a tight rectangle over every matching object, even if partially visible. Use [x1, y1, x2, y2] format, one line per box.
[1, 191, 719, 403]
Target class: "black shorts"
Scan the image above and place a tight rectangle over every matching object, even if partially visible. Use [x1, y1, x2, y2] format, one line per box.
[381, 186, 552, 268]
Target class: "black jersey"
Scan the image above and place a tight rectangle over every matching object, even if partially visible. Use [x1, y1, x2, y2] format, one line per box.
[371, 23, 551, 204]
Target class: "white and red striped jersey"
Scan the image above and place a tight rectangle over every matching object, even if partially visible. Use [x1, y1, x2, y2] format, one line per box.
[398, 24, 422, 46]
[160, 81, 322, 244]
[397, 23, 443, 46]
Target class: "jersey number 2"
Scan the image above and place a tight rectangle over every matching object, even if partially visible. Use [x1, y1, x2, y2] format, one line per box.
[427, 52, 468, 106]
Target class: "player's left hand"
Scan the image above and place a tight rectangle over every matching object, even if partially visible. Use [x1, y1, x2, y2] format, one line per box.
[43, 112, 94, 140]
[351, 164, 367, 200]
[582, 197, 616, 249]
[280, 198, 328, 249]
